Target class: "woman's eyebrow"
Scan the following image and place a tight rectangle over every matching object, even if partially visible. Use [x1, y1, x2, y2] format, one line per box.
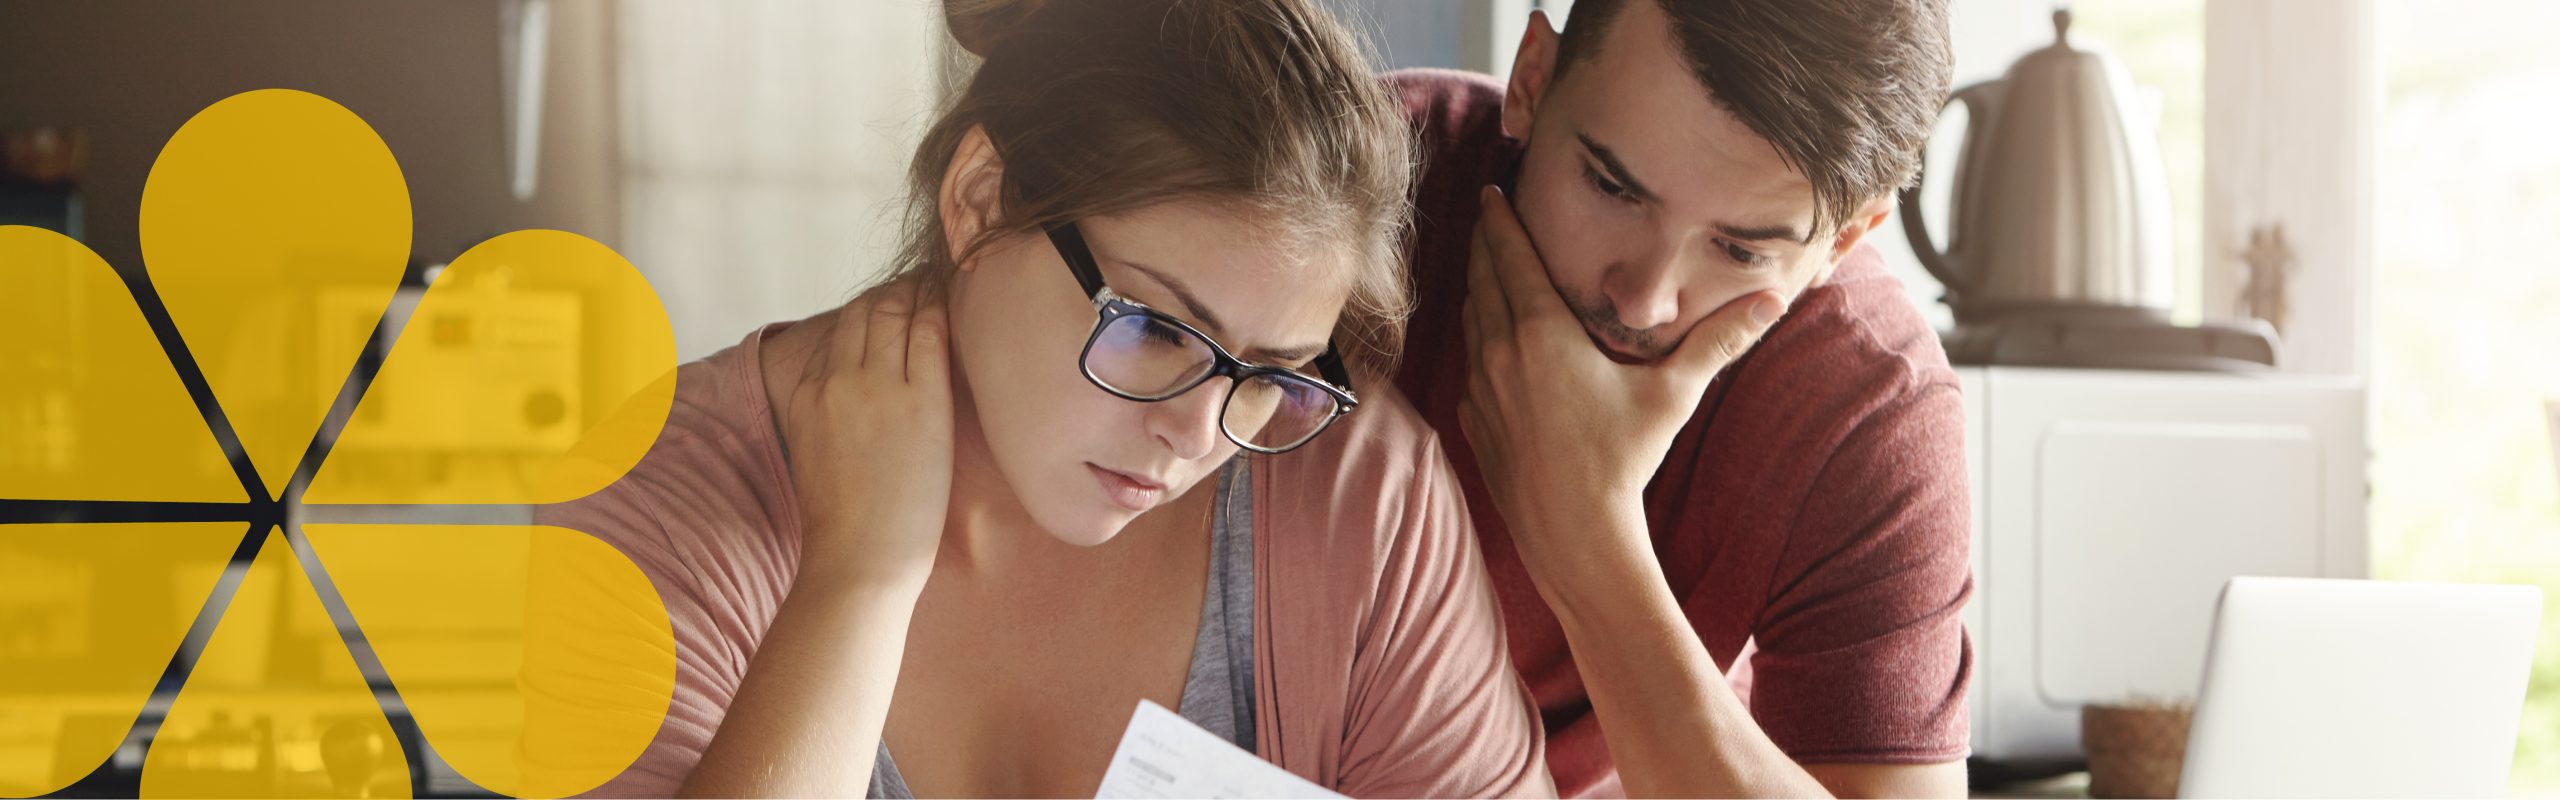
[1116, 258, 1227, 334]
[1252, 341, 1329, 365]
[1116, 258, 1327, 364]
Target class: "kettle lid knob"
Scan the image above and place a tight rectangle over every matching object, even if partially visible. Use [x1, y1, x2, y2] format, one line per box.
[2053, 6, 2073, 45]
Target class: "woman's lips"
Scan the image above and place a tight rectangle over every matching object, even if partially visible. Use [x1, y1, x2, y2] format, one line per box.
[1087, 463, 1166, 512]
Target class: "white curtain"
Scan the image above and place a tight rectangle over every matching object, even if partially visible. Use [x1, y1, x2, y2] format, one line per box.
[617, 0, 957, 361]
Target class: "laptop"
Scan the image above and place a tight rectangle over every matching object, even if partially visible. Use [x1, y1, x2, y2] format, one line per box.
[2179, 576, 2542, 798]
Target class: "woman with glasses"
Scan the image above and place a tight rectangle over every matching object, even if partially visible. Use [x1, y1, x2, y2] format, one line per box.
[530, 0, 1552, 797]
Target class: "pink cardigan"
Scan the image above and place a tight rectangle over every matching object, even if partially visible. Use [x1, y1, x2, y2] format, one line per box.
[533, 322, 1552, 798]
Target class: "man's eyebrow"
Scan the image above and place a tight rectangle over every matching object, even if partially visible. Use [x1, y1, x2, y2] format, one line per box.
[1577, 133, 1660, 204]
[1717, 221, 1812, 246]
[1581, 132, 1813, 245]
[1115, 259, 1329, 365]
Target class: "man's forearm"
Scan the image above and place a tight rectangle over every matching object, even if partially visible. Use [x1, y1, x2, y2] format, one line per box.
[1523, 501, 1832, 799]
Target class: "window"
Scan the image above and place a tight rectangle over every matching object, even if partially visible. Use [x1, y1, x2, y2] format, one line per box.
[2371, 0, 2560, 788]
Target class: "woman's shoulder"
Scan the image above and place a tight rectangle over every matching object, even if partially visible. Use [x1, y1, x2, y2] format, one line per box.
[1247, 375, 1479, 602]
[538, 323, 802, 580]
[1251, 374, 1455, 552]
[1245, 374, 1552, 797]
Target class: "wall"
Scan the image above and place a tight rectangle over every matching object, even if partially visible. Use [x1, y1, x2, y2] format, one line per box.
[613, 0, 950, 360]
[0, 0, 620, 275]
[1320, 0, 1469, 71]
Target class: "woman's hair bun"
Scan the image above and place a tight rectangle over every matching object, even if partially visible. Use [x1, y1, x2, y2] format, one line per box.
[943, 0, 1050, 59]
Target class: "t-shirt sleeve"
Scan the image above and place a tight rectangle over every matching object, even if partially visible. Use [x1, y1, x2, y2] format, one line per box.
[1745, 382, 1975, 764]
[523, 471, 762, 798]
[1333, 432, 1556, 798]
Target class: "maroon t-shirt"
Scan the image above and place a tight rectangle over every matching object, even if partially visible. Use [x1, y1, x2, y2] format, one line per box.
[1388, 68, 1975, 797]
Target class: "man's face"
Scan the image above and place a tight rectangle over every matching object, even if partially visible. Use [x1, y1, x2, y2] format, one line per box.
[1501, 0, 1878, 363]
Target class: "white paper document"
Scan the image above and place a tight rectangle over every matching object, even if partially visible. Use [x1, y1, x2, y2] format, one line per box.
[1094, 700, 1344, 799]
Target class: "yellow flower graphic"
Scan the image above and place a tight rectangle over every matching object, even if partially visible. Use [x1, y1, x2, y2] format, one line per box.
[0, 90, 677, 798]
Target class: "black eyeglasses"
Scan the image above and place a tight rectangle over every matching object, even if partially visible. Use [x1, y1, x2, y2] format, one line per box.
[1045, 221, 1358, 454]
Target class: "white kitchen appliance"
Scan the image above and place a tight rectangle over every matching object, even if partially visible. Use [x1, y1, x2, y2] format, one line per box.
[1905, 9, 2176, 323]
[1957, 366, 2368, 764]
[1905, 8, 2281, 373]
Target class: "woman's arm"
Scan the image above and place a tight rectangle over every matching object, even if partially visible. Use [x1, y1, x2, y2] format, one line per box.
[1328, 429, 1555, 799]
[678, 282, 954, 797]
[675, 572, 925, 796]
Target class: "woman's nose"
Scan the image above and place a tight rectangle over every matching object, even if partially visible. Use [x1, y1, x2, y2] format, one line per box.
[1147, 379, 1229, 460]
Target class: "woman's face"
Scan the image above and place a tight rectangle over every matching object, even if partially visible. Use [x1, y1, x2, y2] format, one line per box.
[945, 200, 1352, 547]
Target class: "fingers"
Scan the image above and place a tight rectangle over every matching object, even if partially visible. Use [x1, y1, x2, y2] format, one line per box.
[1664, 290, 1784, 390]
[1466, 196, 1512, 329]
[905, 292, 950, 391]
[814, 294, 875, 387]
[1456, 395, 1481, 458]
[863, 278, 919, 370]
[1477, 185, 1569, 322]
[1464, 220, 1505, 349]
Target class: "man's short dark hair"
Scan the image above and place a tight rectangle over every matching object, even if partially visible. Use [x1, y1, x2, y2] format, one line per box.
[1552, 0, 1953, 234]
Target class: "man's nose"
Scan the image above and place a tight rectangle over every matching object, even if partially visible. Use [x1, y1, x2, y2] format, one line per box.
[1603, 248, 1686, 331]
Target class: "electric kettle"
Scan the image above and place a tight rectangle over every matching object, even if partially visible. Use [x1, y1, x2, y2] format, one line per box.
[1901, 8, 2176, 324]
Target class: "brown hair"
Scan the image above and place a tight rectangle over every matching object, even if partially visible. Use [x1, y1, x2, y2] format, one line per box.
[891, 0, 1416, 369]
[1554, 0, 1952, 234]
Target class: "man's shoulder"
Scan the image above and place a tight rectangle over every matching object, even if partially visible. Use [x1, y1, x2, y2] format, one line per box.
[1657, 244, 1971, 630]
[1385, 68, 1516, 190]
[1383, 70, 1523, 421]
[1743, 245, 1960, 419]
[1386, 68, 1505, 129]
[1676, 244, 1965, 518]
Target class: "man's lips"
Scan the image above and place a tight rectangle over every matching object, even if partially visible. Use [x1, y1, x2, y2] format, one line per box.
[1597, 344, 1650, 365]
[1586, 329, 1656, 364]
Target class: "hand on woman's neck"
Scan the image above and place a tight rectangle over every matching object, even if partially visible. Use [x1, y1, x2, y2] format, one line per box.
[761, 305, 1206, 587]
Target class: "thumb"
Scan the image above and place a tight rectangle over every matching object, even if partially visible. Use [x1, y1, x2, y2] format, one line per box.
[1664, 290, 1784, 388]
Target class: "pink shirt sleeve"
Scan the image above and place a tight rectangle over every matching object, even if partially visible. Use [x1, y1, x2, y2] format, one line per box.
[1252, 384, 1554, 798]
[524, 349, 800, 799]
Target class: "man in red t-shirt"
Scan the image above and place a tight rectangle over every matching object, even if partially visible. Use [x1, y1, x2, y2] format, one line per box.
[1386, 1, 1971, 796]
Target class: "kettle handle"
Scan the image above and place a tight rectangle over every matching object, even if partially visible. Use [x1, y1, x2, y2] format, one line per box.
[1898, 80, 2006, 299]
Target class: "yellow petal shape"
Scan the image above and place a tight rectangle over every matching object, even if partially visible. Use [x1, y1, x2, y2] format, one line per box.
[0, 227, 243, 502]
[0, 523, 240, 796]
[140, 529, 410, 798]
[140, 89, 410, 500]
[302, 230, 677, 506]
[302, 524, 672, 798]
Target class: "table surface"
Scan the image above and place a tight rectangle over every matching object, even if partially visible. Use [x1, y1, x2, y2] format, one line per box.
[1973, 771, 2095, 799]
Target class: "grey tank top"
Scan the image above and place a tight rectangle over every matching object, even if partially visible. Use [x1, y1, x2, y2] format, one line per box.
[867, 460, 1258, 798]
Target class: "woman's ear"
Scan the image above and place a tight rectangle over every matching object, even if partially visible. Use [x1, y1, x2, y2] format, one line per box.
[939, 125, 1006, 272]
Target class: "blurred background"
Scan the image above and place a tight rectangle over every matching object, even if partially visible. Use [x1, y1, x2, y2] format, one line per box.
[3, 0, 2556, 796]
